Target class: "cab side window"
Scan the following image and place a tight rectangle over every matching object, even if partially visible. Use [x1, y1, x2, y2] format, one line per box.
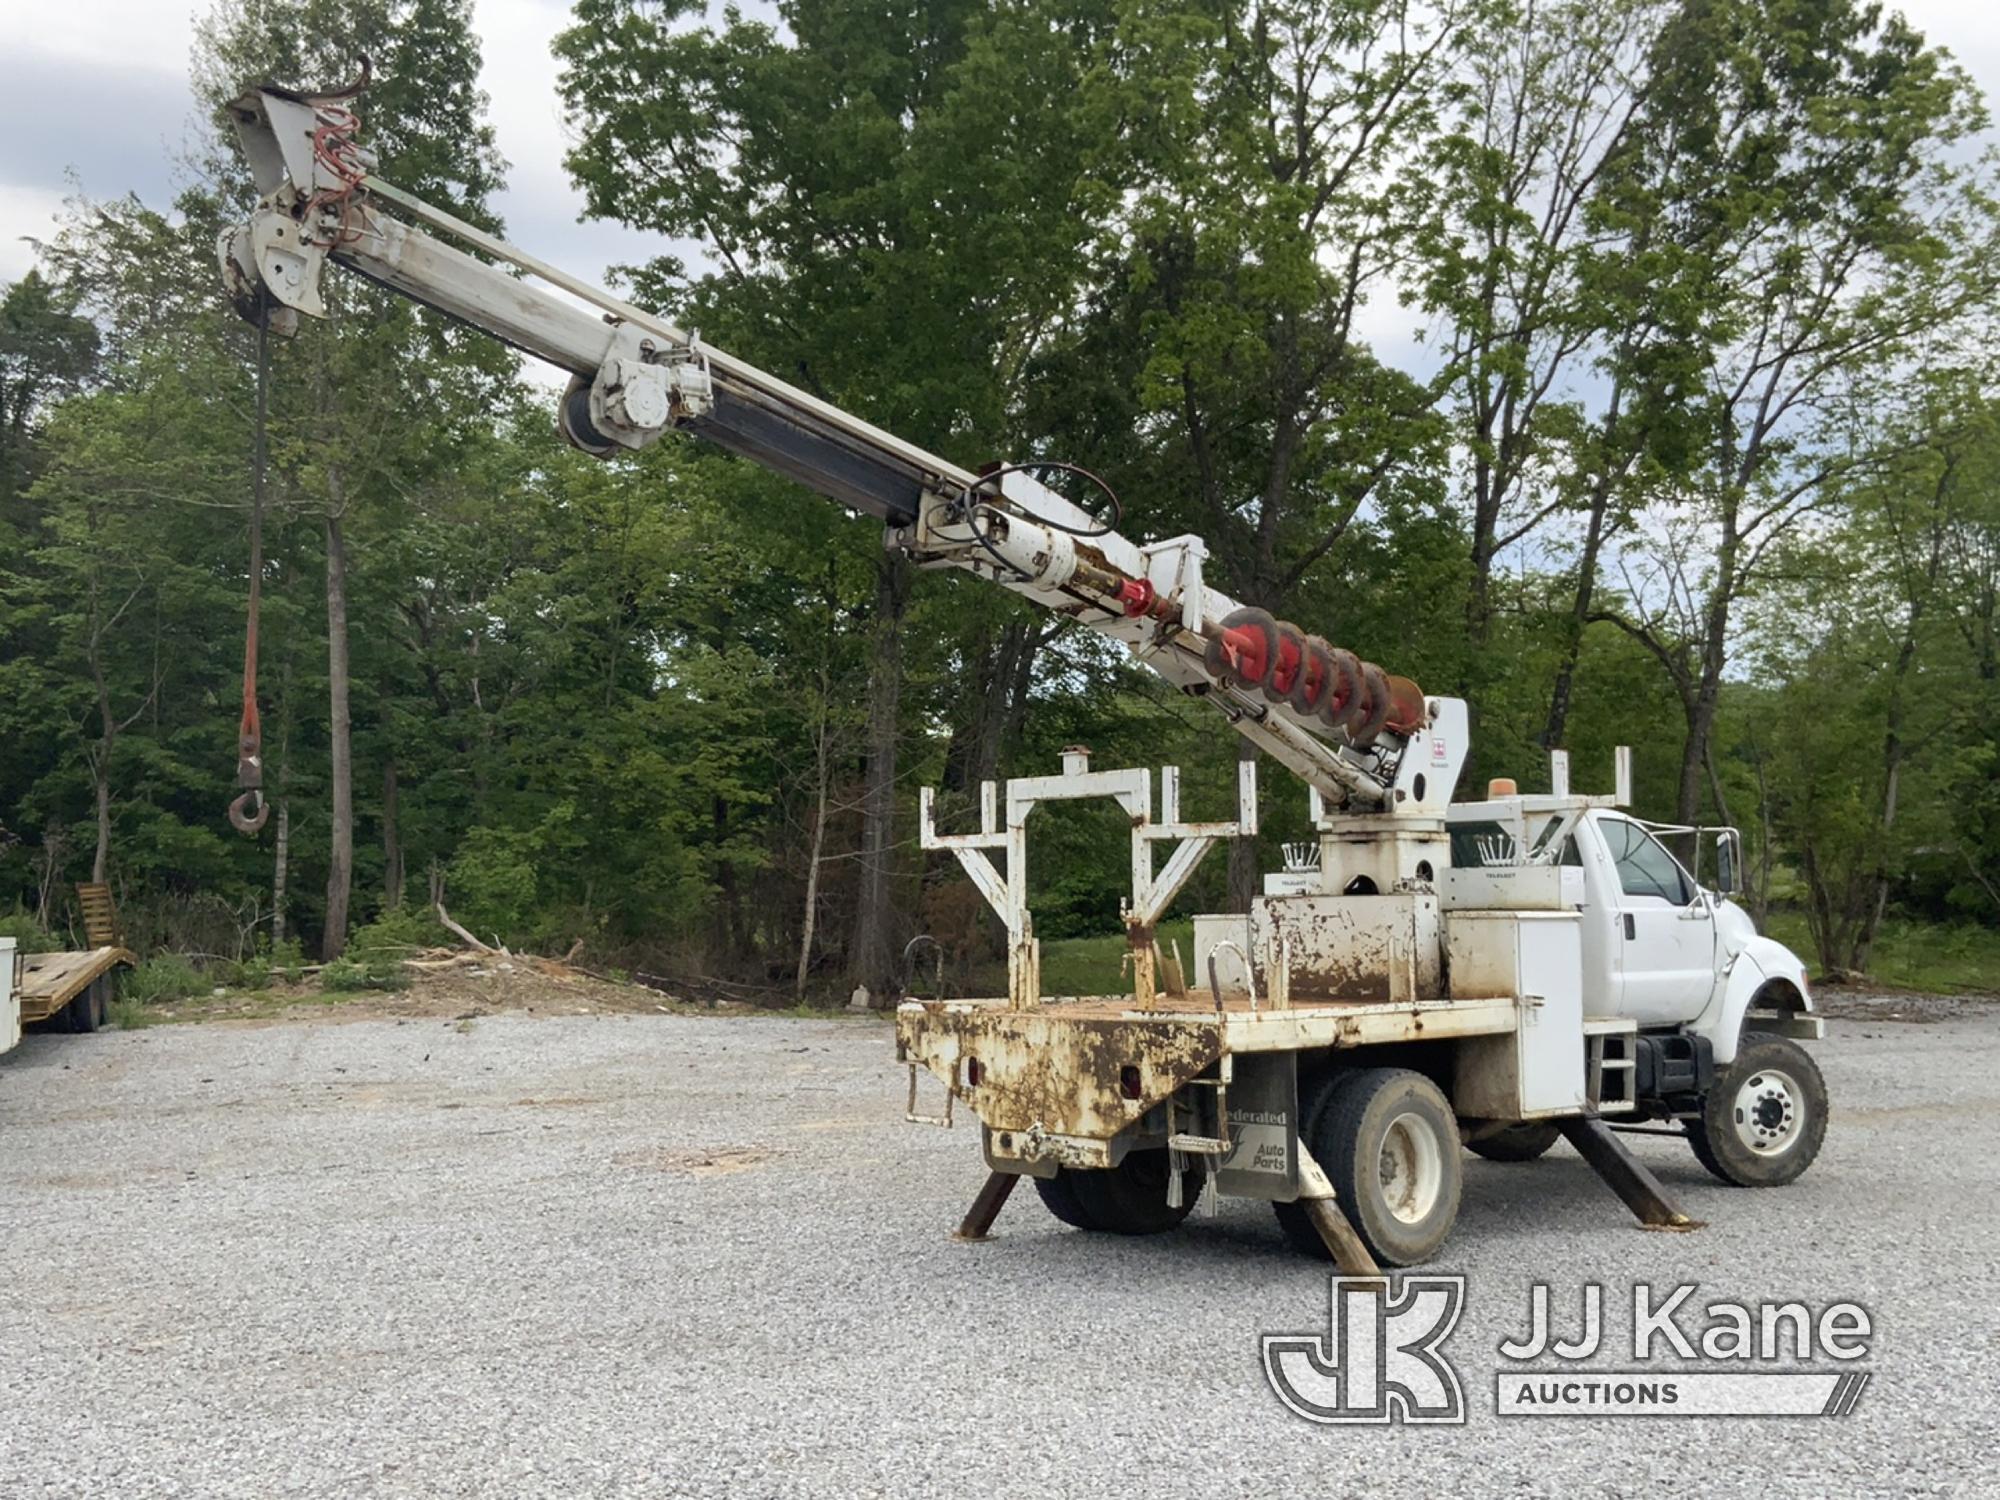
[1531, 816, 1582, 867]
[1449, 820, 1515, 868]
[1603, 819, 1691, 904]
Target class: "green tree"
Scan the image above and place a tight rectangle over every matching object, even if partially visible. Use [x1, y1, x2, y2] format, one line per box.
[0, 272, 100, 507]
[195, 0, 512, 957]
[558, 0, 1138, 991]
[1411, 0, 1670, 744]
[1587, 0, 1995, 823]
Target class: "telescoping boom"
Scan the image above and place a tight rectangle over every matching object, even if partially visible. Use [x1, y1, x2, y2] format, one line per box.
[217, 80, 1431, 810]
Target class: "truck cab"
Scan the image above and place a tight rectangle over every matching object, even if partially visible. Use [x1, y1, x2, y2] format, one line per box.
[1445, 795, 1820, 1067]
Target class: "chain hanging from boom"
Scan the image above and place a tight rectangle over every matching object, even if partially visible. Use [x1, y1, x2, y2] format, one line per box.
[229, 305, 271, 835]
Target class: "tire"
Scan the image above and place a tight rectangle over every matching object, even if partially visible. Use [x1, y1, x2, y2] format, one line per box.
[1056, 1148, 1202, 1236]
[1467, 1122, 1561, 1162]
[1271, 1069, 1360, 1256]
[1687, 1032, 1827, 1187]
[59, 977, 107, 1034]
[1033, 1170, 1100, 1231]
[1280, 1067, 1461, 1267]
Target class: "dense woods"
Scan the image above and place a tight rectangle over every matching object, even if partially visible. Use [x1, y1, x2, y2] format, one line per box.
[2, 0, 1996, 995]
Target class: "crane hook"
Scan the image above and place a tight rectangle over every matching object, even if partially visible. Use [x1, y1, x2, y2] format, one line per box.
[229, 788, 269, 835]
[230, 722, 266, 833]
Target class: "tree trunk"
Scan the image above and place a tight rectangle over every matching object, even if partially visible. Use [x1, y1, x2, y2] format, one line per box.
[1858, 487, 1948, 969]
[711, 793, 745, 962]
[848, 552, 909, 998]
[1856, 749, 1902, 972]
[796, 717, 832, 1003]
[91, 763, 112, 885]
[942, 619, 1041, 795]
[998, 625, 1044, 777]
[269, 663, 291, 947]
[382, 758, 403, 910]
[1676, 668, 1722, 825]
[1747, 736, 1774, 928]
[35, 826, 67, 925]
[797, 565, 839, 1002]
[1541, 483, 1614, 749]
[1858, 611, 1926, 969]
[86, 572, 114, 884]
[322, 508, 353, 961]
[1465, 455, 1499, 660]
[1676, 552, 1737, 824]
[271, 795, 290, 949]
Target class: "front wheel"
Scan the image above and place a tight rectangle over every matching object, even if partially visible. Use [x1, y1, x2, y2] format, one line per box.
[1688, 1032, 1827, 1187]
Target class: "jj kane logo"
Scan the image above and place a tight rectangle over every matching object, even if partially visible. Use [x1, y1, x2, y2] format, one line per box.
[1263, 1277, 1874, 1424]
[1263, 1277, 1468, 1424]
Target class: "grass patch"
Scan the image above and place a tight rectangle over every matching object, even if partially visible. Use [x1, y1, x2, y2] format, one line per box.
[1764, 911, 2000, 995]
[954, 918, 1199, 999]
[321, 955, 409, 993]
[123, 954, 206, 1004]
[110, 995, 168, 1029]
[779, 1001, 877, 1020]
[347, 910, 449, 963]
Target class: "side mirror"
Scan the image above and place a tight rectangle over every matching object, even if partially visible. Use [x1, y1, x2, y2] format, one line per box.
[1713, 829, 1742, 896]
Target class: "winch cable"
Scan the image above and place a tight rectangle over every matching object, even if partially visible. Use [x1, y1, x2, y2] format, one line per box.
[228, 305, 272, 835]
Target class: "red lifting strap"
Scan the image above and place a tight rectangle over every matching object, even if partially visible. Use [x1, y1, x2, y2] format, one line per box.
[229, 309, 271, 834]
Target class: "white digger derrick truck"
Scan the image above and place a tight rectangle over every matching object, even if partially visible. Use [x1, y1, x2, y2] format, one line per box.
[217, 79, 1826, 1271]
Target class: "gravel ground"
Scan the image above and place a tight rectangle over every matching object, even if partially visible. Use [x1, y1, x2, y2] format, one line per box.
[3, 998, 1996, 1498]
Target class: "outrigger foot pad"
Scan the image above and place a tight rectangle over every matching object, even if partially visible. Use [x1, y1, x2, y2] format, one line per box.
[1302, 1197, 1383, 1277]
[952, 1170, 1020, 1242]
[1296, 1147, 1383, 1276]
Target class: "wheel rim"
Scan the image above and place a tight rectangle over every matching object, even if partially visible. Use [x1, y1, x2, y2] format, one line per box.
[1378, 1111, 1443, 1224]
[1731, 1067, 1804, 1156]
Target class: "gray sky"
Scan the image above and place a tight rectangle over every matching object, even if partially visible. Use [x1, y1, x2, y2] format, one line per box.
[0, 0, 670, 288]
[2, 0, 1994, 364]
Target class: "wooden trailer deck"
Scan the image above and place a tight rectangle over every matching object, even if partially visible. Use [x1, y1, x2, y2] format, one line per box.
[17, 947, 134, 1025]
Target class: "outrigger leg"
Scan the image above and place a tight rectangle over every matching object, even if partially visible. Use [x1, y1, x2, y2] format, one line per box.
[1296, 1149, 1382, 1276]
[952, 1170, 1020, 1242]
[1558, 1116, 1703, 1231]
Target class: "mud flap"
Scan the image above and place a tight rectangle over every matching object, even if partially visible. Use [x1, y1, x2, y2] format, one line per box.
[1214, 1052, 1301, 1202]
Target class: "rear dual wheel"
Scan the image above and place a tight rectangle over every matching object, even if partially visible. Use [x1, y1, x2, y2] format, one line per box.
[1273, 1068, 1462, 1267]
[1033, 1147, 1204, 1236]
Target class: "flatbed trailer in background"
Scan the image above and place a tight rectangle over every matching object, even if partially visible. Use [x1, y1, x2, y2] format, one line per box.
[15, 946, 132, 1035]
[3, 885, 135, 1051]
